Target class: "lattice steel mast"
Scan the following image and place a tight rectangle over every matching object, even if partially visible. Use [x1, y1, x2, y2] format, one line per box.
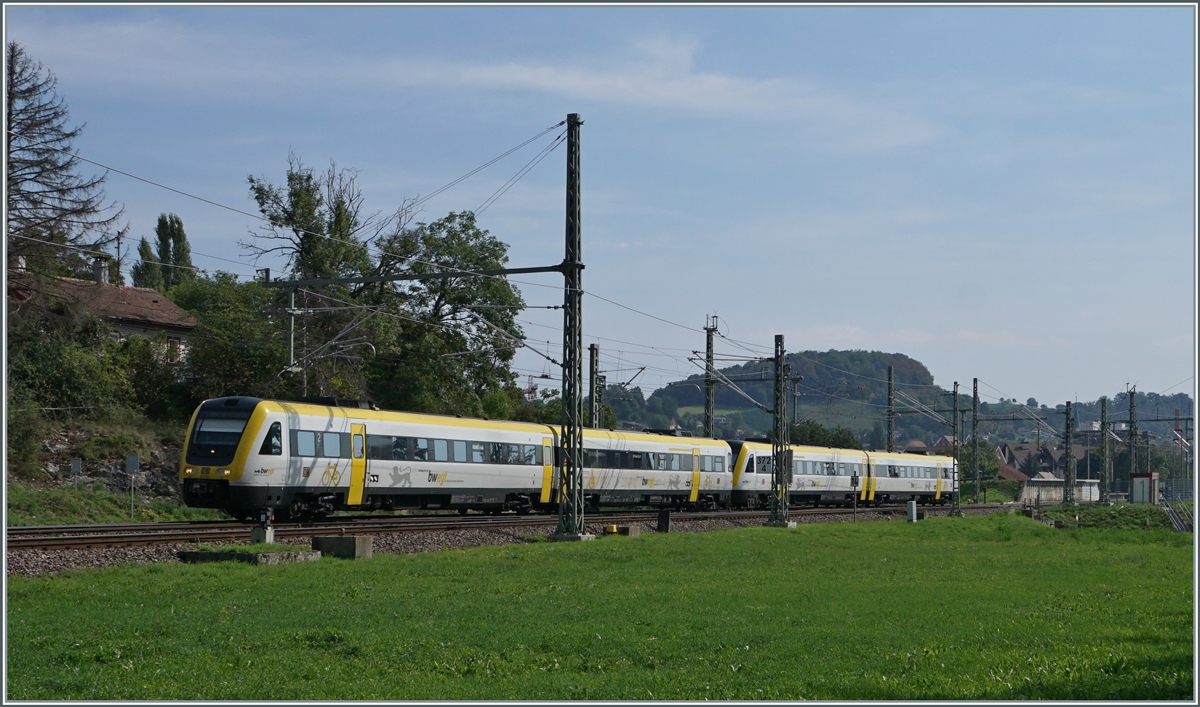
[766, 335, 794, 527]
[555, 113, 587, 538]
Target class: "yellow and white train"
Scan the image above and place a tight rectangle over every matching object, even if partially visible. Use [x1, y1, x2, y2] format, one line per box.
[180, 396, 733, 520]
[180, 397, 957, 520]
[728, 440, 956, 508]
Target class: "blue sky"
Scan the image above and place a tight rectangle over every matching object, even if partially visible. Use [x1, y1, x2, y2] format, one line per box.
[6, 5, 1195, 408]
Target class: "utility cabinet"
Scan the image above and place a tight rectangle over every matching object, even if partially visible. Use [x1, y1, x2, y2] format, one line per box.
[1130, 473, 1159, 505]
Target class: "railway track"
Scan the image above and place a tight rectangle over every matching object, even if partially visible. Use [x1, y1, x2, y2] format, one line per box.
[7, 504, 1004, 551]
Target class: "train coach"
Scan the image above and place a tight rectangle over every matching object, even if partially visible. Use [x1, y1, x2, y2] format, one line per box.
[180, 396, 734, 520]
[729, 440, 956, 509]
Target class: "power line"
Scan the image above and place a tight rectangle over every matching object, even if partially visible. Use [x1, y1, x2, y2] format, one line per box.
[11, 232, 259, 278]
[7, 123, 569, 282]
[476, 131, 566, 214]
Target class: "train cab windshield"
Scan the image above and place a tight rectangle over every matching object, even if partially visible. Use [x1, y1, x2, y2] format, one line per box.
[186, 397, 260, 465]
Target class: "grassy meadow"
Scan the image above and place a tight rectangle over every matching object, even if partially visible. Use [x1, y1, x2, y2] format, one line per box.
[6, 513, 1193, 700]
[6, 482, 226, 526]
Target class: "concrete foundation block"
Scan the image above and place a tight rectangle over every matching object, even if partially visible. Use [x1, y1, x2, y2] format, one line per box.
[547, 533, 595, 542]
[250, 526, 275, 545]
[177, 550, 320, 566]
[764, 520, 797, 528]
[617, 526, 640, 537]
[312, 535, 373, 559]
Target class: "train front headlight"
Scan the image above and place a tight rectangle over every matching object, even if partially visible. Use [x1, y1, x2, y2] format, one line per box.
[222, 468, 231, 476]
[184, 467, 193, 476]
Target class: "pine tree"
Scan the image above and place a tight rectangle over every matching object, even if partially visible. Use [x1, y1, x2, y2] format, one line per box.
[130, 237, 164, 291]
[6, 41, 123, 271]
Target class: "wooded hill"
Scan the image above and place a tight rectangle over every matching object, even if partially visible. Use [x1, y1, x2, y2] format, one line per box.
[609, 351, 1193, 453]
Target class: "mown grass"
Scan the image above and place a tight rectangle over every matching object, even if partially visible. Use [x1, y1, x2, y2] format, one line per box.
[6, 513, 1193, 700]
[1043, 503, 1174, 530]
[6, 482, 226, 526]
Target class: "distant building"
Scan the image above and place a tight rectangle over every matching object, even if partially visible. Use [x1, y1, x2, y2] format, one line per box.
[931, 435, 956, 449]
[8, 263, 197, 362]
[996, 441, 1090, 480]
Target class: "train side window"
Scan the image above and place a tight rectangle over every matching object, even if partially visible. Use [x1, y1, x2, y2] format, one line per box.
[471, 442, 486, 463]
[412, 438, 429, 461]
[506, 444, 522, 465]
[703, 455, 714, 472]
[630, 451, 644, 469]
[259, 422, 283, 455]
[453, 440, 467, 463]
[489, 442, 505, 464]
[715, 456, 725, 473]
[294, 431, 316, 457]
[392, 437, 408, 460]
[352, 434, 364, 459]
[365, 434, 389, 460]
[322, 432, 342, 458]
[619, 451, 631, 468]
[433, 439, 448, 462]
[523, 445, 539, 465]
[836, 462, 846, 476]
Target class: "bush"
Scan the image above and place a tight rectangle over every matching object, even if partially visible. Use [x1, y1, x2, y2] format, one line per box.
[6, 408, 47, 480]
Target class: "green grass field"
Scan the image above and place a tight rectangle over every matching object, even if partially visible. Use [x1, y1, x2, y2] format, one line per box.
[6, 513, 1193, 700]
[6, 482, 226, 526]
[1042, 503, 1175, 530]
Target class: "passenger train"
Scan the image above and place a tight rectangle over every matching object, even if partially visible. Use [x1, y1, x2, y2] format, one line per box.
[180, 396, 957, 520]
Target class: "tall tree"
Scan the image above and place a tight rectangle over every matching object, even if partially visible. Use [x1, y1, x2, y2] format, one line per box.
[244, 155, 385, 399]
[5, 41, 123, 272]
[130, 237, 163, 291]
[153, 213, 193, 289]
[243, 154, 525, 414]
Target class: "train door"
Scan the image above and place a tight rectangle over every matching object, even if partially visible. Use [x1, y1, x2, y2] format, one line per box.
[539, 436, 554, 503]
[860, 460, 872, 502]
[689, 449, 700, 502]
[347, 423, 367, 506]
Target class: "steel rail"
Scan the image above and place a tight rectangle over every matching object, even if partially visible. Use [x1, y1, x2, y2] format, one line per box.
[8, 505, 1004, 551]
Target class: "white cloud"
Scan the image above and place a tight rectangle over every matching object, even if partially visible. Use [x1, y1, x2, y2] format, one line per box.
[14, 17, 941, 153]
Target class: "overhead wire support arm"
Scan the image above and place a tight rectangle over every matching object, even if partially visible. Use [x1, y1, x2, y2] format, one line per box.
[257, 263, 570, 289]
